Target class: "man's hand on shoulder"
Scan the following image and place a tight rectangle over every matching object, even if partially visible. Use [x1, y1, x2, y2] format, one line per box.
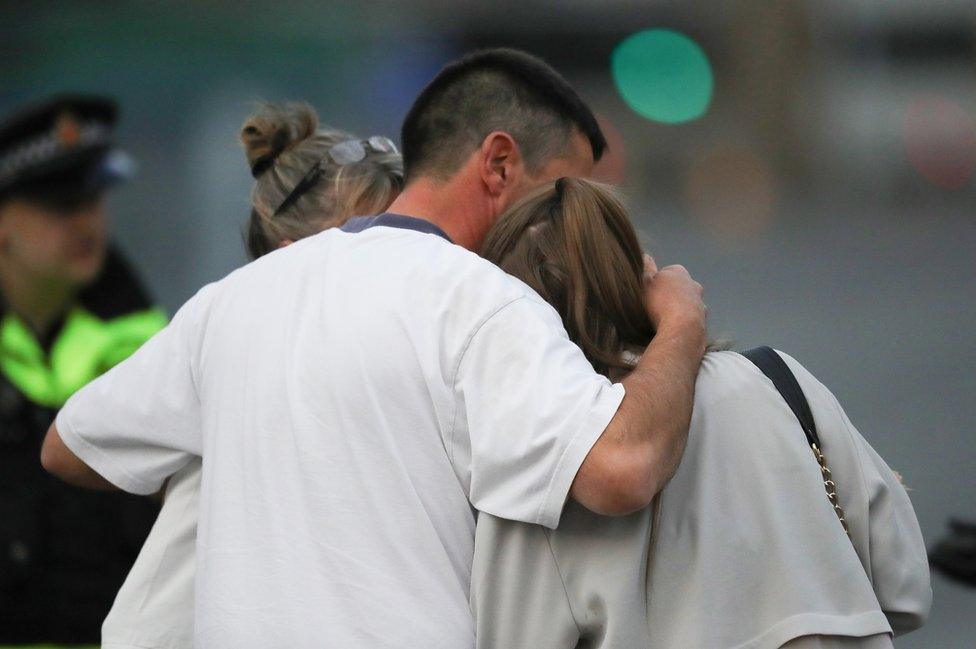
[641, 255, 706, 346]
[570, 256, 706, 516]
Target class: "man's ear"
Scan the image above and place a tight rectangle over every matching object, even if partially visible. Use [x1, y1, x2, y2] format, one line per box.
[478, 131, 523, 197]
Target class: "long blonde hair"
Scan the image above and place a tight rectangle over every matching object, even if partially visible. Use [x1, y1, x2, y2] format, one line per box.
[240, 102, 402, 259]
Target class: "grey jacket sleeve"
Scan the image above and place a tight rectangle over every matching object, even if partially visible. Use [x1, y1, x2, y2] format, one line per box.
[471, 503, 655, 649]
[471, 513, 580, 649]
[837, 404, 933, 635]
[780, 351, 932, 636]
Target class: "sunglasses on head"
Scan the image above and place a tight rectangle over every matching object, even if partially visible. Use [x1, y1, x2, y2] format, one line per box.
[273, 136, 399, 217]
[327, 136, 398, 165]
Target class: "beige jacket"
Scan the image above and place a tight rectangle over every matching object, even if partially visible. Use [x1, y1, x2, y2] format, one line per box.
[471, 351, 931, 649]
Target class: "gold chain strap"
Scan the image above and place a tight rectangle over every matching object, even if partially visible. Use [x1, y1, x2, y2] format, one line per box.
[811, 443, 849, 535]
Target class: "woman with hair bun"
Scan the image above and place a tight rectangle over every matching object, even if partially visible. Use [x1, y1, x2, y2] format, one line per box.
[99, 102, 402, 649]
[241, 102, 402, 260]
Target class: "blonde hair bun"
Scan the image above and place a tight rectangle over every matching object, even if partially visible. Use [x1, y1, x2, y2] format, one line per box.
[241, 101, 319, 177]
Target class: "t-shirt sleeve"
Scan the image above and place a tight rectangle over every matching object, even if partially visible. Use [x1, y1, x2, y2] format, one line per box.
[450, 296, 625, 529]
[55, 286, 213, 495]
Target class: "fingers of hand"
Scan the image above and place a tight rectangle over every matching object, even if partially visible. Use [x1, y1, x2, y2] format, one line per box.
[644, 264, 708, 322]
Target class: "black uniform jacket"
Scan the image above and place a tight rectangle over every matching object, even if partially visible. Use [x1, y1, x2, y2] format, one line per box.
[0, 247, 163, 644]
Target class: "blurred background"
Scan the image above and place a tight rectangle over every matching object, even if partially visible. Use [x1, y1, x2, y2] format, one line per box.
[2, 1, 974, 646]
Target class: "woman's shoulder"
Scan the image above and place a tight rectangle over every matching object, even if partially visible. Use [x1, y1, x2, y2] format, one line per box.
[694, 349, 774, 406]
[693, 348, 857, 458]
[695, 348, 834, 408]
[693, 348, 866, 488]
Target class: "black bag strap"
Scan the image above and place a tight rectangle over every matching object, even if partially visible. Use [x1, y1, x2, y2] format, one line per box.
[740, 346, 821, 448]
[741, 346, 851, 536]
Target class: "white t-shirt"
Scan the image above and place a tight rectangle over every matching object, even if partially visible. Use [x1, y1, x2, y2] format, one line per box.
[56, 214, 625, 649]
[102, 459, 199, 649]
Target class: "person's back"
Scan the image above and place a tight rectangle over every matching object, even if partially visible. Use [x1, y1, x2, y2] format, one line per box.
[646, 350, 929, 646]
[473, 349, 931, 648]
[71, 212, 627, 647]
[470, 179, 930, 649]
[191, 222, 530, 645]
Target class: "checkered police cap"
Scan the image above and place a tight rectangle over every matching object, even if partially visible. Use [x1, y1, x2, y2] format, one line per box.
[0, 94, 132, 202]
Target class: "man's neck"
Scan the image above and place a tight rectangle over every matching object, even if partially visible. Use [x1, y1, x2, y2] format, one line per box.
[386, 176, 491, 252]
[0, 266, 75, 335]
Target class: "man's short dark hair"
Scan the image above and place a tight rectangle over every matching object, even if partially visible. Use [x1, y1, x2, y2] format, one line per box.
[401, 48, 607, 182]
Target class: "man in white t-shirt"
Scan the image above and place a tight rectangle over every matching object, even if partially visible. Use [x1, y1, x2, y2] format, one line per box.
[39, 49, 707, 648]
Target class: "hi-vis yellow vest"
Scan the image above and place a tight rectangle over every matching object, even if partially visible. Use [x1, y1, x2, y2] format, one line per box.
[0, 306, 166, 408]
[0, 247, 167, 410]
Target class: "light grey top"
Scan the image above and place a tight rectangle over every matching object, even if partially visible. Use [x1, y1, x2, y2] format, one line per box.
[102, 459, 199, 649]
[471, 351, 931, 649]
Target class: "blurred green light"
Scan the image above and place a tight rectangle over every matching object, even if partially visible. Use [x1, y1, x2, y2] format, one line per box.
[612, 29, 713, 124]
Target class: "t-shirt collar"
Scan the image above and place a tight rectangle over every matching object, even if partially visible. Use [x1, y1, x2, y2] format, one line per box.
[340, 213, 453, 243]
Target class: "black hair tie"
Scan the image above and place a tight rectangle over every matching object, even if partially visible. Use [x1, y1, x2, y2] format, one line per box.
[554, 177, 568, 201]
[250, 153, 277, 178]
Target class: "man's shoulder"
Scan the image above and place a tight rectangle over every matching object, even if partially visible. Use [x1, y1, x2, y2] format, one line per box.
[428, 244, 548, 316]
[160, 281, 222, 340]
[340, 226, 543, 306]
[206, 227, 546, 332]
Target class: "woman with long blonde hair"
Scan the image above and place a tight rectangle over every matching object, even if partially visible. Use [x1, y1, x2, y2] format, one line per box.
[100, 102, 402, 649]
[471, 178, 931, 649]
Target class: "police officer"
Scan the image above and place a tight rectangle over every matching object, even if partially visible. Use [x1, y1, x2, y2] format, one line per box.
[0, 95, 166, 644]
